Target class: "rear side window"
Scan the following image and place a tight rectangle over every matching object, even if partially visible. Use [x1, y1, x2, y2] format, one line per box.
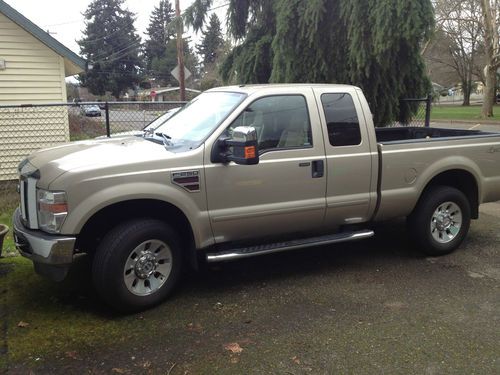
[321, 93, 361, 147]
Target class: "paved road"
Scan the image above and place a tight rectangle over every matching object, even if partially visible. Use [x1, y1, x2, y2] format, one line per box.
[108, 110, 159, 128]
[4, 203, 499, 374]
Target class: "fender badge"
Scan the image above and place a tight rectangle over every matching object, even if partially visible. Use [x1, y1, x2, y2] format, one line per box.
[171, 170, 200, 192]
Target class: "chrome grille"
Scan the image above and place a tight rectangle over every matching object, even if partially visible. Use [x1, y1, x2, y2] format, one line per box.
[19, 177, 28, 224]
[18, 176, 38, 229]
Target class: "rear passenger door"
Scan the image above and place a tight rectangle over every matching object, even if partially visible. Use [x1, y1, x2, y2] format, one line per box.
[314, 88, 377, 226]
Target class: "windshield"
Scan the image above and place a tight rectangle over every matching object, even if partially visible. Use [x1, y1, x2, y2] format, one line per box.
[154, 91, 246, 147]
[143, 107, 181, 131]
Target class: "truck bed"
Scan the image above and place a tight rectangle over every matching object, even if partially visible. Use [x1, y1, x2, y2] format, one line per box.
[375, 126, 497, 144]
[374, 128, 500, 222]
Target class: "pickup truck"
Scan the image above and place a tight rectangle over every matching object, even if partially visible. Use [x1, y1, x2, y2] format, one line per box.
[13, 84, 500, 312]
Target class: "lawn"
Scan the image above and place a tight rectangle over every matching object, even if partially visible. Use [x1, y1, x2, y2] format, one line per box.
[0, 183, 138, 372]
[0, 182, 18, 257]
[431, 105, 500, 121]
[0, 256, 156, 371]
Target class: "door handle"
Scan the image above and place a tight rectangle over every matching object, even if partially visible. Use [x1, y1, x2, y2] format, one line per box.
[311, 160, 324, 178]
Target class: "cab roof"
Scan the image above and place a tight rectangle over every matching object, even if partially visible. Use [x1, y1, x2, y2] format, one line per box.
[206, 83, 360, 95]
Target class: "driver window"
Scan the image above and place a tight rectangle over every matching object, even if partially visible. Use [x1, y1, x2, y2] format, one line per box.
[227, 95, 312, 153]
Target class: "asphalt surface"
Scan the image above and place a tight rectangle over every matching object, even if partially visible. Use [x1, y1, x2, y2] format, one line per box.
[5, 203, 500, 374]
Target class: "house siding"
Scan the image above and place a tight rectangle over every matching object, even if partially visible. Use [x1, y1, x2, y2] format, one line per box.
[0, 13, 69, 180]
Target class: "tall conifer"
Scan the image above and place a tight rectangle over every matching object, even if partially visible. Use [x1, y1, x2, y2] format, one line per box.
[186, 0, 434, 125]
[78, 0, 143, 98]
[144, 0, 175, 71]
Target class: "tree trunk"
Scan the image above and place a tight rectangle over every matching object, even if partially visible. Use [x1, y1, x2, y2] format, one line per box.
[482, 66, 496, 117]
[462, 81, 471, 106]
[480, 0, 499, 118]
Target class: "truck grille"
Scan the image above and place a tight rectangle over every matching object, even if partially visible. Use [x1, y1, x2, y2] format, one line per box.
[19, 177, 28, 224]
[19, 176, 38, 229]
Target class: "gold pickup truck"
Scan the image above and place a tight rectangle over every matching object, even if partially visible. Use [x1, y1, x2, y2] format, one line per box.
[13, 84, 500, 311]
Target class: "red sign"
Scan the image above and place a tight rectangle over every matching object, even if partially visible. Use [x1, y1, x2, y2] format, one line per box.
[150, 90, 157, 98]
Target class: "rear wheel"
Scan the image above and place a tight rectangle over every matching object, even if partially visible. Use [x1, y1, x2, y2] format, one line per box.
[92, 219, 182, 312]
[408, 186, 471, 256]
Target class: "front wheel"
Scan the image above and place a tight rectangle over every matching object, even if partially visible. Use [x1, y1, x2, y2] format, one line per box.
[408, 186, 471, 256]
[92, 219, 182, 312]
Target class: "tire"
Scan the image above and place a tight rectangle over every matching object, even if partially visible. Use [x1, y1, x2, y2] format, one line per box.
[92, 219, 182, 312]
[408, 186, 471, 256]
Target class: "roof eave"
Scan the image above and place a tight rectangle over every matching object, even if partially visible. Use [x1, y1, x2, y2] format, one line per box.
[0, 0, 86, 74]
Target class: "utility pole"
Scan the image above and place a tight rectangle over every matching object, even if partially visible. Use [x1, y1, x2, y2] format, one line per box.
[175, 0, 186, 101]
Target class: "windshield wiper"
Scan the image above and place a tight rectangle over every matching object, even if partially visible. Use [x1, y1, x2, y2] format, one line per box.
[156, 132, 174, 148]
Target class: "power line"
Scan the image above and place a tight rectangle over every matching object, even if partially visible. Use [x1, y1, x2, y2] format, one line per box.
[86, 37, 142, 62]
[209, 2, 230, 12]
[42, 19, 80, 27]
[94, 41, 142, 62]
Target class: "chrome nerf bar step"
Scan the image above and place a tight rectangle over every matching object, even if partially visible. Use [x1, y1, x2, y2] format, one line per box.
[206, 229, 374, 263]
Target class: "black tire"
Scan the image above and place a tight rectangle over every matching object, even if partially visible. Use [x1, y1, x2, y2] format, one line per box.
[92, 219, 182, 312]
[408, 186, 471, 256]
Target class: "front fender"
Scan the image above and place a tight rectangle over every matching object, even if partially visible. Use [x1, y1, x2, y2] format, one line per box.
[61, 181, 213, 249]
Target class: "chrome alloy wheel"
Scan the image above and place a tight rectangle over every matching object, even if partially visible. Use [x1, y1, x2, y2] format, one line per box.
[123, 240, 172, 296]
[430, 201, 462, 244]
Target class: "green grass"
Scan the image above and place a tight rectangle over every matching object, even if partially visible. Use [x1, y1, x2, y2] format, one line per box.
[0, 256, 147, 369]
[0, 184, 139, 370]
[0, 182, 19, 257]
[431, 105, 500, 121]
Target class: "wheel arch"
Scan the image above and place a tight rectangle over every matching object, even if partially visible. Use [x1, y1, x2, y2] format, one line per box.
[415, 169, 479, 219]
[75, 199, 199, 269]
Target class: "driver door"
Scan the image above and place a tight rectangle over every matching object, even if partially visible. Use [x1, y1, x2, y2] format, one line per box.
[204, 90, 327, 243]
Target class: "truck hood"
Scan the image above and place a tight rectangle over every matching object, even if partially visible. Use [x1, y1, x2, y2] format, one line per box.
[27, 136, 175, 187]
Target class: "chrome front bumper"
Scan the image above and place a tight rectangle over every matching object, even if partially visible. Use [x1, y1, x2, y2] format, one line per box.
[12, 208, 76, 266]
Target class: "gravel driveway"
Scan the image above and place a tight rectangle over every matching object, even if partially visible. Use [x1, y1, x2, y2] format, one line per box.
[2, 203, 499, 374]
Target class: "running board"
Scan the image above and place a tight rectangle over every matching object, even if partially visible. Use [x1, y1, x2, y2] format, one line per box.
[206, 229, 374, 263]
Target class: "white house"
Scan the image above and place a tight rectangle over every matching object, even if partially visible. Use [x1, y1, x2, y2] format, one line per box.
[0, 0, 85, 180]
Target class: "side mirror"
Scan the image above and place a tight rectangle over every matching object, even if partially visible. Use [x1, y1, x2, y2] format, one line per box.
[211, 126, 259, 165]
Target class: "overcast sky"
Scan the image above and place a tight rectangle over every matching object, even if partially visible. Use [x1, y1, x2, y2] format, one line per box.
[5, 0, 228, 55]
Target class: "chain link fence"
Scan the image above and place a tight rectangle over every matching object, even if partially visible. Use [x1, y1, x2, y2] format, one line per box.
[391, 95, 432, 127]
[0, 95, 432, 183]
[0, 101, 186, 182]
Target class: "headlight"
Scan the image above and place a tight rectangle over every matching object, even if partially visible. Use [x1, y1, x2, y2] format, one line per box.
[37, 189, 68, 233]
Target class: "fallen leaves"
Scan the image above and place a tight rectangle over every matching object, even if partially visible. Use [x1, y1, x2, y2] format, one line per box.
[224, 342, 243, 354]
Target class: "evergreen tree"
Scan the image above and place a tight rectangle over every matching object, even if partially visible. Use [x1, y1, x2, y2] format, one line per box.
[143, 1, 198, 87]
[147, 38, 199, 87]
[196, 14, 224, 65]
[78, 0, 143, 99]
[185, 0, 434, 126]
[144, 0, 175, 72]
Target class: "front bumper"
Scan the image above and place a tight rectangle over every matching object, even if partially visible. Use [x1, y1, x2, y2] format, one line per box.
[13, 208, 76, 279]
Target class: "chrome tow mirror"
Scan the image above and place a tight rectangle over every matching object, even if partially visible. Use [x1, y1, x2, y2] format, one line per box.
[211, 126, 259, 165]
